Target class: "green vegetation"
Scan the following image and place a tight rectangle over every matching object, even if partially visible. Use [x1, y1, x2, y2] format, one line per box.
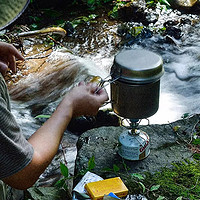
[55, 162, 71, 192]
[142, 160, 200, 199]
[55, 156, 200, 200]
[146, 0, 171, 9]
[102, 159, 200, 200]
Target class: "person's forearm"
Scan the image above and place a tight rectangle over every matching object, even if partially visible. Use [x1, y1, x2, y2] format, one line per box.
[2, 83, 108, 189]
[28, 96, 73, 163]
[3, 97, 74, 190]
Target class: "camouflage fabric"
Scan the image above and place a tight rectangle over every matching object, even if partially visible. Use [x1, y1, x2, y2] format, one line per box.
[0, 181, 6, 200]
[0, 180, 24, 200]
[0, 0, 29, 30]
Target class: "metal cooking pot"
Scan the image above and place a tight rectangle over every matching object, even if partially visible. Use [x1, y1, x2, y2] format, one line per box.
[110, 49, 164, 119]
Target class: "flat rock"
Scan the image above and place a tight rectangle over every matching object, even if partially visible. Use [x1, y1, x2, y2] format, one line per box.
[75, 114, 199, 178]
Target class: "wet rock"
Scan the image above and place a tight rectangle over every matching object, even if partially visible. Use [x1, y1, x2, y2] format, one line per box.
[68, 110, 120, 135]
[168, 0, 200, 13]
[168, 0, 198, 9]
[75, 114, 200, 178]
[117, 0, 147, 23]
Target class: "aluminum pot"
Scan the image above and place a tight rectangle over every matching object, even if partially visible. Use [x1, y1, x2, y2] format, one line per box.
[110, 49, 164, 119]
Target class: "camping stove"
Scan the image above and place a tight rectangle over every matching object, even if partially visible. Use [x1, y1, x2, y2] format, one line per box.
[118, 119, 150, 161]
[109, 49, 164, 161]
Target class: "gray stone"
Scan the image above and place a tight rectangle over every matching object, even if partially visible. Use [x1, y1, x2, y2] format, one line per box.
[169, 0, 198, 8]
[75, 114, 199, 177]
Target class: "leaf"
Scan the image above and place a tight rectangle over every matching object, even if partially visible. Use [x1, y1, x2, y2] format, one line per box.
[113, 164, 120, 173]
[55, 178, 65, 187]
[35, 115, 51, 119]
[176, 197, 183, 200]
[181, 113, 190, 119]
[87, 0, 96, 5]
[150, 184, 160, 191]
[102, 167, 113, 172]
[192, 138, 200, 145]
[138, 182, 146, 193]
[160, 0, 170, 6]
[88, 156, 95, 170]
[173, 125, 181, 132]
[60, 162, 69, 178]
[132, 173, 144, 180]
[157, 196, 165, 200]
[88, 14, 98, 20]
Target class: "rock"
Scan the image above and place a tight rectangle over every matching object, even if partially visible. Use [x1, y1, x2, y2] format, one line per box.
[75, 114, 200, 178]
[168, 0, 200, 12]
[117, 0, 147, 23]
[169, 0, 198, 8]
[67, 110, 120, 135]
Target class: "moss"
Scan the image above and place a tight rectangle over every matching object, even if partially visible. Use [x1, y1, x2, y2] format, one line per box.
[124, 160, 200, 200]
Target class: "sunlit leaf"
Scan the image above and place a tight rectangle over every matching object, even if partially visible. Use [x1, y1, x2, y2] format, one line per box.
[176, 197, 183, 200]
[160, 0, 170, 6]
[132, 173, 144, 180]
[150, 184, 160, 191]
[157, 196, 165, 200]
[88, 14, 98, 20]
[60, 162, 69, 178]
[35, 115, 51, 119]
[138, 182, 146, 193]
[173, 125, 181, 132]
[181, 113, 190, 119]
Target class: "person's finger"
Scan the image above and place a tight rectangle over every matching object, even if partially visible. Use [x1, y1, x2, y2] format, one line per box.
[0, 61, 9, 75]
[96, 88, 109, 102]
[78, 81, 85, 86]
[8, 55, 16, 73]
[90, 83, 99, 93]
[9, 45, 24, 61]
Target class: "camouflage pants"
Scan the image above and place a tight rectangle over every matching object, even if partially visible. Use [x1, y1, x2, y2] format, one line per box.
[0, 181, 24, 200]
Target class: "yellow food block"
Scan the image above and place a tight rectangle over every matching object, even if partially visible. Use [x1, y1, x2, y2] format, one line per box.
[85, 177, 128, 200]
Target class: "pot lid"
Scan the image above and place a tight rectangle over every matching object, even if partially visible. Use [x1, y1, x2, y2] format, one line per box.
[0, 0, 29, 30]
[111, 49, 164, 83]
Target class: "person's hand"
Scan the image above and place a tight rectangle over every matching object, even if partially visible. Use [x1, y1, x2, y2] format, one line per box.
[65, 82, 109, 117]
[0, 42, 24, 76]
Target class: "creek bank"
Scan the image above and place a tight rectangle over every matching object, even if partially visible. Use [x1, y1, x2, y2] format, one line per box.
[75, 114, 200, 184]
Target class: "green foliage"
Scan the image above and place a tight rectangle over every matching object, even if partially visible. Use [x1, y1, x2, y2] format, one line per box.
[35, 114, 51, 119]
[181, 112, 190, 119]
[55, 156, 96, 193]
[192, 138, 200, 145]
[108, 0, 132, 19]
[129, 26, 144, 37]
[79, 155, 96, 175]
[104, 160, 200, 199]
[71, 14, 98, 28]
[55, 162, 70, 191]
[146, 0, 171, 9]
[193, 153, 200, 160]
[141, 160, 200, 199]
[85, 0, 113, 10]
[72, 0, 112, 10]
[131, 173, 144, 180]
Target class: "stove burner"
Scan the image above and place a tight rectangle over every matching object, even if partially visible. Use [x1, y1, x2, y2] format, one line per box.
[118, 118, 150, 161]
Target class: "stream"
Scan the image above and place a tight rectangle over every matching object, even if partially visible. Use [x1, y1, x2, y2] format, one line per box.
[7, 5, 200, 189]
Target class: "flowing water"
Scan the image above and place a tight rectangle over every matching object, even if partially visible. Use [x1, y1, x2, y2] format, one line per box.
[8, 6, 200, 187]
